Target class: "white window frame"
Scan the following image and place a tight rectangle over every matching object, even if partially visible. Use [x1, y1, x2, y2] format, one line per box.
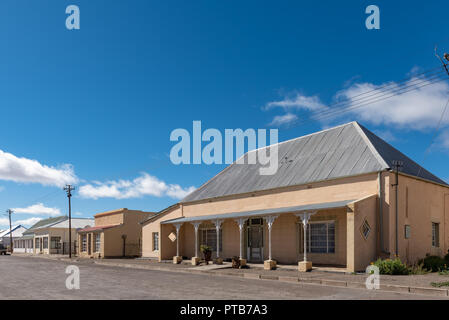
[199, 226, 223, 252]
[152, 232, 159, 251]
[432, 222, 440, 248]
[306, 220, 335, 254]
[94, 233, 101, 253]
[81, 234, 87, 252]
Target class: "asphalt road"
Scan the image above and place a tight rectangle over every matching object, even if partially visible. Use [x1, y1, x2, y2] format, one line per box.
[0, 255, 438, 300]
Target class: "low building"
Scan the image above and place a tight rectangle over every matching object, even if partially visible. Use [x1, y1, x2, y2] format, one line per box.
[16, 216, 94, 255]
[0, 225, 27, 250]
[77, 208, 155, 258]
[141, 121, 449, 272]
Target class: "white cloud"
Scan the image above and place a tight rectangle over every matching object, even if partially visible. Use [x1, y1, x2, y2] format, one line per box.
[12, 203, 61, 217]
[0, 218, 9, 226]
[265, 92, 327, 111]
[79, 172, 195, 200]
[15, 217, 42, 227]
[269, 113, 298, 127]
[0, 149, 78, 187]
[0, 216, 42, 227]
[335, 77, 449, 130]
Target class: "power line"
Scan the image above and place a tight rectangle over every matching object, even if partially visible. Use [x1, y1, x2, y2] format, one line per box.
[294, 74, 448, 127]
[275, 64, 449, 131]
[416, 50, 449, 178]
[329, 68, 445, 109]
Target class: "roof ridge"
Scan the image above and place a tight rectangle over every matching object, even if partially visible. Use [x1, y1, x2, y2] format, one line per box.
[351, 122, 390, 169]
[182, 121, 356, 202]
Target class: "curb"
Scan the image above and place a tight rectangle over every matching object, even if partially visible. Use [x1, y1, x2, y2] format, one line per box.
[86, 260, 449, 298]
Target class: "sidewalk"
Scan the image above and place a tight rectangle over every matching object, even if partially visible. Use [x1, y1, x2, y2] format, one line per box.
[92, 258, 449, 298]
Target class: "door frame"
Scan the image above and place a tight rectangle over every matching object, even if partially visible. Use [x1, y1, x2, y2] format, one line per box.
[246, 218, 264, 262]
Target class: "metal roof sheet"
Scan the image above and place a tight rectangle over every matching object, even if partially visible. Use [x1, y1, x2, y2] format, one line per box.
[161, 199, 355, 224]
[182, 121, 448, 203]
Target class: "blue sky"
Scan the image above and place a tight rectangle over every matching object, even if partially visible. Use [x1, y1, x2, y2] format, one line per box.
[0, 1, 448, 228]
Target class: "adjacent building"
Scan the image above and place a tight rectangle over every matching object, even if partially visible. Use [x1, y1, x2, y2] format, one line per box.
[141, 121, 449, 272]
[15, 216, 94, 255]
[0, 225, 27, 249]
[77, 208, 155, 258]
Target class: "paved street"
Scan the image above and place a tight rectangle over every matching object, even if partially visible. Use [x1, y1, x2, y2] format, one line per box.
[0, 255, 439, 300]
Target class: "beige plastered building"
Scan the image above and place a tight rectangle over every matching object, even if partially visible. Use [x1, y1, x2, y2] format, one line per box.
[141, 122, 449, 272]
[77, 208, 155, 258]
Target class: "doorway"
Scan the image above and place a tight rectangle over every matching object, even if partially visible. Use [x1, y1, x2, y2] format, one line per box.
[247, 218, 264, 262]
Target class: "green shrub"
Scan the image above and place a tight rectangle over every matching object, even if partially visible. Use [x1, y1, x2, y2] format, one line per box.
[431, 281, 449, 288]
[373, 258, 409, 275]
[200, 245, 212, 253]
[418, 256, 446, 272]
[444, 250, 449, 264]
[408, 263, 429, 275]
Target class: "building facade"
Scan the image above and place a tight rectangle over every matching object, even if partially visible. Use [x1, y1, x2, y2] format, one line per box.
[15, 216, 94, 255]
[77, 208, 155, 258]
[0, 225, 27, 250]
[141, 122, 449, 272]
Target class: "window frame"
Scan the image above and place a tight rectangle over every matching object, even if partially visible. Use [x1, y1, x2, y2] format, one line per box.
[199, 226, 223, 252]
[43, 237, 49, 249]
[306, 220, 336, 254]
[94, 233, 101, 253]
[432, 222, 440, 248]
[81, 234, 87, 252]
[50, 237, 61, 249]
[152, 232, 159, 251]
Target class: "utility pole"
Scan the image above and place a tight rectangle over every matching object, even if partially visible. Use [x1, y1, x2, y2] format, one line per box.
[63, 185, 75, 258]
[391, 160, 403, 257]
[6, 209, 13, 253]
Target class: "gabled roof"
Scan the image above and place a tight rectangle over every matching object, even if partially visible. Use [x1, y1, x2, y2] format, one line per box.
[50, 218, 95, 229]
[183, 121, 447, 203]
[0, 225, 27, 238]
[22, 216, 68, 235]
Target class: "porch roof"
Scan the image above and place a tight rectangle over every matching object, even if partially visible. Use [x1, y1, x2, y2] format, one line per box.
[161, 199, 355, 224]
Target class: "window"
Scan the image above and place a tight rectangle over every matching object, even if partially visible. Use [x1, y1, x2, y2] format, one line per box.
[404, 225, 411, 239]
[35, 238, 40, 249]
[361, 220, 371, 239]
[43, 237, 48, 249]
[51, 237, 61, 249]
[94, 234, 101, 252]
[306, 222, 335, 253]
[199, 227, 223, 252]
[432, 223, 440, 247]
[81, 234, 87, 252]
[152, 232, 159, 251]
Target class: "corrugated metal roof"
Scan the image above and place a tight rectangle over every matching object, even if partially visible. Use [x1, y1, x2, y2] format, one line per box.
[50, 218, 95, 229]
[161, 199, 355, 224]
[183, 121, 448, 203]
[22, 216, 68, 235]
[78, 224, 120, 233]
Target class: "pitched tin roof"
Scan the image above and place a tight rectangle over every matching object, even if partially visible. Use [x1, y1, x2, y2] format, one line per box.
[182, 121, 447, 203]
[22, 216, 68, 235]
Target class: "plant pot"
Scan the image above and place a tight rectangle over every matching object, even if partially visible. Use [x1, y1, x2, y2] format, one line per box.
[204, 251, 212, 264]
[232, 256, 240, 269]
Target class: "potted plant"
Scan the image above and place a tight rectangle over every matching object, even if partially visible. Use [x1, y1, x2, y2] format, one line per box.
[200, 245, 212, 264]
